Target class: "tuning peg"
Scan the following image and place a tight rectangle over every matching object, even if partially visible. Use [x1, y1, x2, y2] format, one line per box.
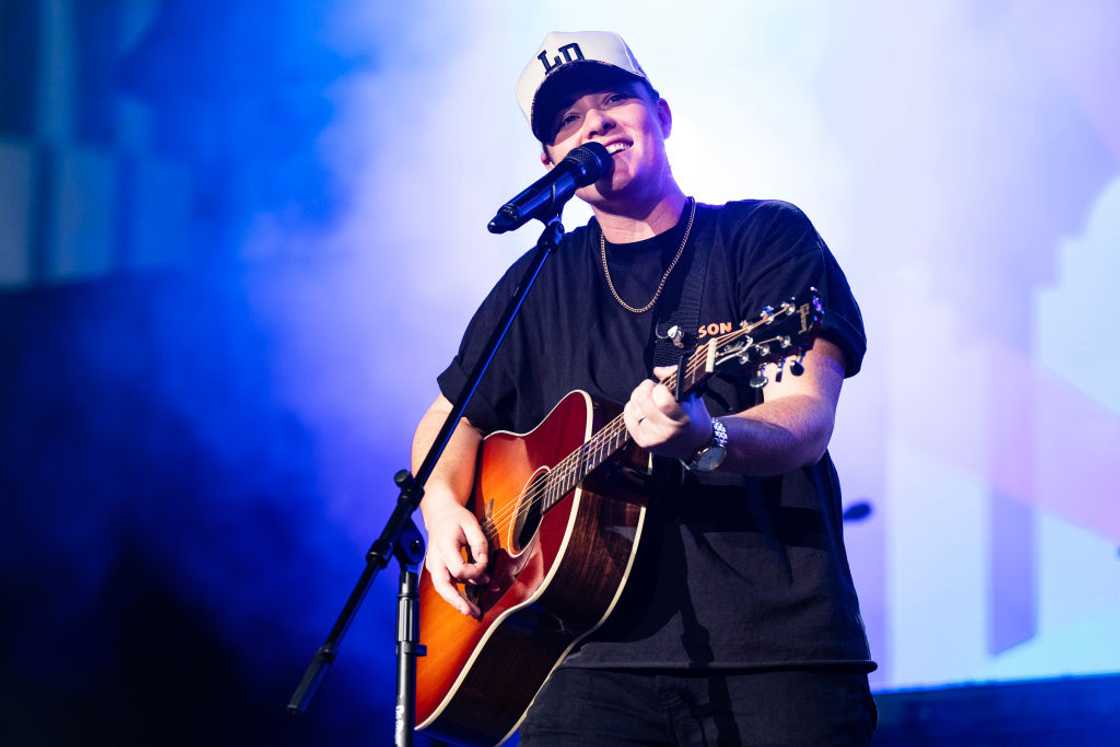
[749, 365, 768, 389]
[775, 359, 785, 383]
[790, 354, 805, 376]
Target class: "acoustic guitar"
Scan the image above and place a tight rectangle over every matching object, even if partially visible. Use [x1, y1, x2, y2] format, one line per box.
[416, 291, 822, 745]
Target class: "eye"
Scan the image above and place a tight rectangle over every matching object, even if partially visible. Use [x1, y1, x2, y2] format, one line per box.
[606, 92, 632, 104]
[552, 111, 581, 138]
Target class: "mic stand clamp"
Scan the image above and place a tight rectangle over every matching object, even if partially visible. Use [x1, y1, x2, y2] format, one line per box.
[391, 472, 426, 747]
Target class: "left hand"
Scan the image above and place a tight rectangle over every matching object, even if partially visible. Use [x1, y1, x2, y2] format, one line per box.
[622, 366, 713, 459]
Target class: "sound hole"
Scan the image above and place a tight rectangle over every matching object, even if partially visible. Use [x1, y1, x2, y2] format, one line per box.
[511, 469, 548, 554]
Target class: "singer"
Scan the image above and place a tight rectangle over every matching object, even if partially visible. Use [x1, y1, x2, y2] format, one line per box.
[413, 31, 876, 745]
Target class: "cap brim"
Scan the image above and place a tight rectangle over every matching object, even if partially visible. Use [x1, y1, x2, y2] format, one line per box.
[531, 62, 646, 143]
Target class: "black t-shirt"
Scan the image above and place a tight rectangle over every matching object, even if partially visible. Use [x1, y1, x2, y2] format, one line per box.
[438, 199, 875, 671]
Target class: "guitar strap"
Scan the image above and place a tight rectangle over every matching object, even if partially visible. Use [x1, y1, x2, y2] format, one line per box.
[652, 204, 711, 371]
[649, 204, 712, 489]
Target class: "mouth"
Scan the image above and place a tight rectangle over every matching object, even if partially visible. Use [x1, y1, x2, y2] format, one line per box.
[604, 141, 632, 156]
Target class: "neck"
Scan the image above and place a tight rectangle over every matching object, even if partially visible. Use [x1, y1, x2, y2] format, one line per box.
[592, 182, 688, 244]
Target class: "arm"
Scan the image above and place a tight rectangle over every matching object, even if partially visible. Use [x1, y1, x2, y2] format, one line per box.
[622, 338, 846, 475]
[413, 393, 489, 616]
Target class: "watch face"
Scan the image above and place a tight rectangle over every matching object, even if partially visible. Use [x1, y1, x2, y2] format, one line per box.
[694, 445, 727, 472]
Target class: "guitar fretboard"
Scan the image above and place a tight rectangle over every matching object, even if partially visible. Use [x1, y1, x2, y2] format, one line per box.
[537, 345, 705, 513]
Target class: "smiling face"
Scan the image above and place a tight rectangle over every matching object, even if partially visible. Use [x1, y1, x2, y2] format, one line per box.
[541, 80, 675, 211]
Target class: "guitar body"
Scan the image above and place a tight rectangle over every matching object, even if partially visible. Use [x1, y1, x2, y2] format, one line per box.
[416, 390, 648, 746]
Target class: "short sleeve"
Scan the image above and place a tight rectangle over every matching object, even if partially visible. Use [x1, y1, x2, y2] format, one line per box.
[436, 255, 532, 434]
[732, 201, 866, 377]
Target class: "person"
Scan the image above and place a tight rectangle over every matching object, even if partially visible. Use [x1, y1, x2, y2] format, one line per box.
[413, 31, 876, 745]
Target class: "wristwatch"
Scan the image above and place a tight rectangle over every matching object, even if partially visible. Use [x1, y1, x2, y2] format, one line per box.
[681, 418, 729, 472]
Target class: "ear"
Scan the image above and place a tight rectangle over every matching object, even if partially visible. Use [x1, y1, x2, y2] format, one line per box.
[656, 97, 673, 139]
[540, 147, 554, 169]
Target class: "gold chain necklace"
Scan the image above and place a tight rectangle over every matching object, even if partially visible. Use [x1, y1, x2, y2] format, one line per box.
[599, 197, 696, 314]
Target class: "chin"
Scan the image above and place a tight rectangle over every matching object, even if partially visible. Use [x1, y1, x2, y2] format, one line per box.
[591, 171, 637, 198]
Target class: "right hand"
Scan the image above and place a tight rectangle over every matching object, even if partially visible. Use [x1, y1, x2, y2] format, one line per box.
[422, 495, 490, 617]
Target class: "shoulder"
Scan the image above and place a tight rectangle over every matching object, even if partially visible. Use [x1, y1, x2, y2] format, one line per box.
[701, 199, 821, 261]
[707, 199, 815, 233]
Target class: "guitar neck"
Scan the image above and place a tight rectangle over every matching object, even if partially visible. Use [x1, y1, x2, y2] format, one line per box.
[539, 342, 713, 513]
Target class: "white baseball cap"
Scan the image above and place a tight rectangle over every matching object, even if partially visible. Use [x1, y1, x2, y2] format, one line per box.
[516, 31, 653, 143]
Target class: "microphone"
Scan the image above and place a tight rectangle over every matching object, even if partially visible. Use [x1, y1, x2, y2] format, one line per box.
[487, 142, 612, 234]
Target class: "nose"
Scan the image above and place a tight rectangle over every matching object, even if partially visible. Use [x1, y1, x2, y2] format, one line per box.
[583, 106, 615, 140]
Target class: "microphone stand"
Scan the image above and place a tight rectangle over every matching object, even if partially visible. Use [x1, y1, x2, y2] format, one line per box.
[288, 211, 568, 747]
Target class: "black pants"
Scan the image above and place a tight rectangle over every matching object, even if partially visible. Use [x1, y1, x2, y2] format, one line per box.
[518, 667, 876, 746]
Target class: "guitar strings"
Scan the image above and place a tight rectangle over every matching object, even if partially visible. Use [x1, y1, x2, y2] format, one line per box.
[475, 339, 714, 535]
[476, 317, 769, 535]
[478, 394, 641, 536]
[477, 377, 669, 537]
[478, 304, 801, 536]
[477, 319, 761, 534]
[490, 353, 692, 528]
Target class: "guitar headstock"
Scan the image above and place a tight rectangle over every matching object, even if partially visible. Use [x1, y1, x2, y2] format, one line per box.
[677, 288, 823, 394]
